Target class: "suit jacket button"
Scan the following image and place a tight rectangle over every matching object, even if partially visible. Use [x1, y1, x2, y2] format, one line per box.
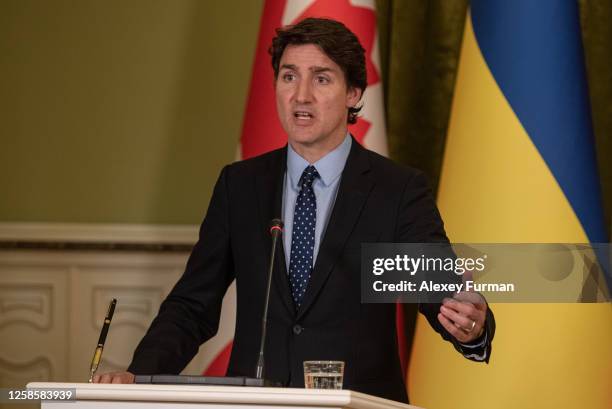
[293, 324, 303, 335]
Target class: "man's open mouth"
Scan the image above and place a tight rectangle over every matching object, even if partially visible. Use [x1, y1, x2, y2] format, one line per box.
[294, 111, 314, 119]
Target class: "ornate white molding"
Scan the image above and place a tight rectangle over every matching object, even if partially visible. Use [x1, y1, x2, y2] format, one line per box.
[0, 223, 199, 245]
[0, 284, 53, 330]
[0, 357, 53, 385]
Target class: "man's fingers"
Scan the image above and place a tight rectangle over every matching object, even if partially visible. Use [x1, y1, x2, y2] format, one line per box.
[473, 301, 488, 311]
[437, 313, 468, 343]
[442, 298, 478, 320]
[94, 372, 135, 384]
[440, 304, 474, 329]
[453, 291, 487, 309]
[98, 373, 112, 383]
[439, 299, 486, 343]
[111, 375, 124, 384]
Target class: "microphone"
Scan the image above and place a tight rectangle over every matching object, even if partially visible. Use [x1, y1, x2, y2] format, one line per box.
[255, 218, 284, 379]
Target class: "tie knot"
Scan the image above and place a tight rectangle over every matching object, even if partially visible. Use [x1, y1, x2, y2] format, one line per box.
[299, 165, 319, 188]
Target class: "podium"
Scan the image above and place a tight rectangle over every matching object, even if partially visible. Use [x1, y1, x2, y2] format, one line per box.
[26, 382, 424, 409]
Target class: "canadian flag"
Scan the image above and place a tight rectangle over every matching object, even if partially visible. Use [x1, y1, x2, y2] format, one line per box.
[200, 0, 402, 377]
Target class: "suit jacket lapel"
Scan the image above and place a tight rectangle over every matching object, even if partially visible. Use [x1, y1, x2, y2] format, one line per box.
[297, 140, 374, 320]
[255, 147, 296, 316]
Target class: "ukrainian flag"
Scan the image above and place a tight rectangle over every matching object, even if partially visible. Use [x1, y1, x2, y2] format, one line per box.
[408, 1, 612, 408]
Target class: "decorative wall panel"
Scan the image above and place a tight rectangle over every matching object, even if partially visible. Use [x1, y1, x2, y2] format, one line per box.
[0, 223, 212, 387]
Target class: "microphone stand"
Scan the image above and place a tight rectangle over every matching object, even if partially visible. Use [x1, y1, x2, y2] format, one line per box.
[255, 218, 283, 379]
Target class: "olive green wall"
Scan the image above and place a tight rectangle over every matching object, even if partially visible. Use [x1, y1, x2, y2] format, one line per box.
[0, 0, 263, 224]
[1, 1, 609, 230]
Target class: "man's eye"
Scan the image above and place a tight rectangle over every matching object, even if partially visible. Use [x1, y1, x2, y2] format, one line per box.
[283, 73, 296, 81]
[316, 76, 330, 84]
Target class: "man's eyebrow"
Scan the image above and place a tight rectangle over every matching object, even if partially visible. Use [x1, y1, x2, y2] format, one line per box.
[278, 64, 336, 73]
[311, 66, 334, 73]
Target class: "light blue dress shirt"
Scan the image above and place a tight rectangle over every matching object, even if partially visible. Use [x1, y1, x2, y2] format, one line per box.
[282, 134, 352, 270]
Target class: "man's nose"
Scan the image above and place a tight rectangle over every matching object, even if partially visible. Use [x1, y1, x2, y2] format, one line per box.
[294, 78, 313, 103]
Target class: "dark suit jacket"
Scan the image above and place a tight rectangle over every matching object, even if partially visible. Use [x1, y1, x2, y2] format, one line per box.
[129, 140, 495, 403]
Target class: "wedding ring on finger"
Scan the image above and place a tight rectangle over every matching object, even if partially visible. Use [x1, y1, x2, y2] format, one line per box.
[461, 320, 476, 333]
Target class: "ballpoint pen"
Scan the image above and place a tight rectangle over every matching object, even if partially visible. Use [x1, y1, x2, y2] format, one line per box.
[88, 298, 117, 382]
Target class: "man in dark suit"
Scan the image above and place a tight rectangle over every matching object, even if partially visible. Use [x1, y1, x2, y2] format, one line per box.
[94, 18, 494, 403]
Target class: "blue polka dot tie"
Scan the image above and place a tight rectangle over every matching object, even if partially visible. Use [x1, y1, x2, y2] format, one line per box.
[289, 165, 319, 309]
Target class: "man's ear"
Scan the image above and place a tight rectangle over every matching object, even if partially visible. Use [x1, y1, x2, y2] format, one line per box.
[346, 86, 362, 108]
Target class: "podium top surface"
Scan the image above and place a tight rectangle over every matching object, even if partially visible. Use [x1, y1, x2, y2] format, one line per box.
[27, 382, 422, 409]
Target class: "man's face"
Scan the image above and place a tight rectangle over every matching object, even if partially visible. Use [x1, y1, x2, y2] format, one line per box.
[275, 44, 361, 155]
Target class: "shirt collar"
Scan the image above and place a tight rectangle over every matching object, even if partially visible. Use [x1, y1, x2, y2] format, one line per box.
[287, 133, 352, 189]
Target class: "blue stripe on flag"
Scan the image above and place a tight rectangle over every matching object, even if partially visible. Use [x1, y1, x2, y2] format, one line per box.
[470, 0, 607, 243]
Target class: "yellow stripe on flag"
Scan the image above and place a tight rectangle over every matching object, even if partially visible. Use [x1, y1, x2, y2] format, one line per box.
[408, 14, 612, 409]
